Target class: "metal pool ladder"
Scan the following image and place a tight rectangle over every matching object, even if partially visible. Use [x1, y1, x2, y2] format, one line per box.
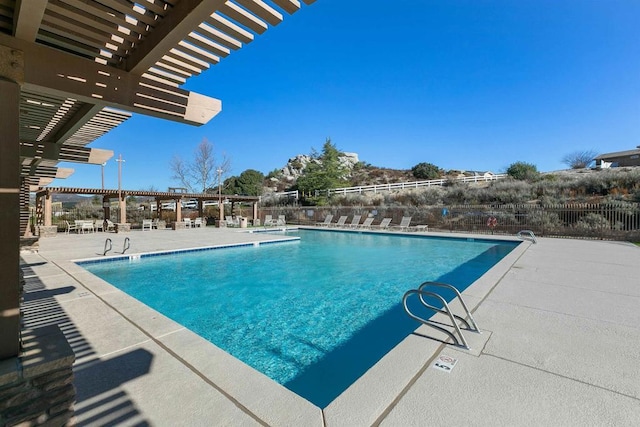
[403, 281, 480, 349]
[103, 238, 112, 256]
[516, 229, 537, 243]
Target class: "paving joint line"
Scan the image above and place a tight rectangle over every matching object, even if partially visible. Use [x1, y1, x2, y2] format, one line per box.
[484, 353, 640, 402]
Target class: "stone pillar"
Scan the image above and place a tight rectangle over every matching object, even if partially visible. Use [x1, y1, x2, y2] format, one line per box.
[218, 201, 224, 225]
[44, 191, 52, 227]
[252, 202, 258, 223]
[0, 325, 76, 425]
[0, 78, 21, 359]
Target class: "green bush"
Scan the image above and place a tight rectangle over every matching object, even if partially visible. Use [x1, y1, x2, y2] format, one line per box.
[575, 213, 610, 230]
[506, 161, 539, 181]
[411, 162, 442, 180]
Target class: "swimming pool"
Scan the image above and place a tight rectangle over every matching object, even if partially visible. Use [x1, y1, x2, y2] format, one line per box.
[81, 229, 518, 407]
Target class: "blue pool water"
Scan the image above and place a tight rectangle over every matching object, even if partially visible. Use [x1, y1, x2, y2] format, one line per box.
[81, 230, 517, 407]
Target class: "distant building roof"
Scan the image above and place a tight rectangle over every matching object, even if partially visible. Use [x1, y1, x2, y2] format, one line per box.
[595, 147, 640, 160]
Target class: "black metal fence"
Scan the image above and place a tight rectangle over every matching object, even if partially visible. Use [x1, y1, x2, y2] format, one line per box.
[261, 203, 640, 241]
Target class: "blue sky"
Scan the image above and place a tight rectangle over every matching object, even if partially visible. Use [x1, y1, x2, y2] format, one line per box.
[53, 0, 640, 191]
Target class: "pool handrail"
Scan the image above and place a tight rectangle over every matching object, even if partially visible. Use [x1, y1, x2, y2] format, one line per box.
[516, 230, 537, 243]
[403, 281, 481, 349]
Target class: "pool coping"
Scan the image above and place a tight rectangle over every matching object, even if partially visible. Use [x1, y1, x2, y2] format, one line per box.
[55, 228, 528, 425]
[74, 235, 301, 264]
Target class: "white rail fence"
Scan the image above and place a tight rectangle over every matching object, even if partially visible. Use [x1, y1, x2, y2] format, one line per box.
[319, 174, 508, 197]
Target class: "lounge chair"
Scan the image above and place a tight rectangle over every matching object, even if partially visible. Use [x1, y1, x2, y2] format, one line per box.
[372, 218, 392, 230]
[94, 219, 104, 232]
[263, 214, 276, 226]
[357, 217, 374, 229]
[276, 215, 286, 226]
[347, 215, 362, 228]
[225, 216, 239, 227]
[194, 217, 203, 228]
[390, 216, 412, 232]
[184, 218, 192, 228]
[142, 219, 153, 231]
[316, 214, 333, 227]
[391, 216, 429, 232]
[333, 215, 348, 227]
[106, 219, 116, 232]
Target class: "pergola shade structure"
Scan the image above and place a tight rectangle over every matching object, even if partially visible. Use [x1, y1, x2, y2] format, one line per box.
[0, 0, 316, 359]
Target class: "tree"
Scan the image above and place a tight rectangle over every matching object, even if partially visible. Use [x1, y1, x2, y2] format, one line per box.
[224, 169, 264, 196]
[506, 161, 539, 181]
[411, 162, 442, 180]
[562, 150, 597, 169]
[169, 138, 231, 193]
[296, 138, 349, 193]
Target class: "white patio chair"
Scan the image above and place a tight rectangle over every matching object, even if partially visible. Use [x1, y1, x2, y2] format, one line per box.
[142, 219, 153, 231]
[65, 220, 79, 234]
[78, 220, 94, 233]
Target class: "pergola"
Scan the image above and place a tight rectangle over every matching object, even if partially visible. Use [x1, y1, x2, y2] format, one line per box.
[34, 186, 261, 226]
[1, 0, 315, 360]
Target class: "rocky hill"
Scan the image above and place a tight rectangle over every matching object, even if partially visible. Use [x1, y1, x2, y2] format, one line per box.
[266, 152, 414, 192]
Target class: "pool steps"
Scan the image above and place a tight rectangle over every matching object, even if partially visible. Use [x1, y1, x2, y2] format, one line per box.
[403, 281, 480, 349]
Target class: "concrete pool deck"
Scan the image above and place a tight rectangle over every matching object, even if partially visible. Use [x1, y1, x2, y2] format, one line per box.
[20, 227, 640, 426]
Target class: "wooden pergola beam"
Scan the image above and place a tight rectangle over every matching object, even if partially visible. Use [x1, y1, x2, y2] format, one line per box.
[13, 0, 48, 41]
[20, 143, 113, 165]
[0, 33, 222, 126]
[125, 0, 227, 75]
[50, 103, 104, 145]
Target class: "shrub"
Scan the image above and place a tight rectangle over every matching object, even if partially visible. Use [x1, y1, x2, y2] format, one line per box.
[506, 162, 539, 181]
[411, 162, 442, 180]
[575, 213, 610, 230]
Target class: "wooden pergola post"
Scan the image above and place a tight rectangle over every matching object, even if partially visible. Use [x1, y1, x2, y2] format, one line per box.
[156, 197, 162, 220]
[118, 193, 126, 224]
[0, 78, 21, 359]
[103, 195, 110, 226]
[253, 202, 258, 223]
[176, 198, 182, 222]
[43, 190, 52, 227]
